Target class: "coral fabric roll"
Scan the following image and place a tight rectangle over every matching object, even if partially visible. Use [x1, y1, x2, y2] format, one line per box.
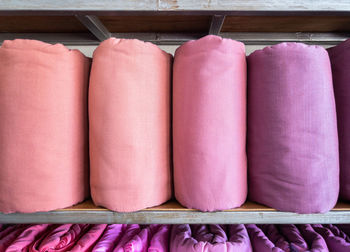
[89, 38, 172, 212]
[328, 39, 350, 200]
[0, 39, 90, 213]
[173, 35, 247, 211]
[170, 224, 252, 252]
[247, 42, 339, 213]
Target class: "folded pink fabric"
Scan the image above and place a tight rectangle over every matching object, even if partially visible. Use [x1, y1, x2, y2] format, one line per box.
[247, 42, 339, 213]
[328, 39, 350, 200]
[89, 38, 172, 212]
[92, 224, 126, 252]
[30, 224, 90, 251]
[70, 224, 107, 251]
[173, 35, 247, 211]
[0, 39, 90, 213]
[5, 224, 49, 252]
[170, 224, 252, 252]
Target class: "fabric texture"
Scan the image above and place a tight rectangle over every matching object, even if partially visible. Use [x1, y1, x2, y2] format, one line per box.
[89, 38, 172, 212]
[328, 39, 350, 200]
[170, 224, 252, 252]
[247, 42, 339, 213]
[0, 39, 90, 213]
[173, 35, 247, 211]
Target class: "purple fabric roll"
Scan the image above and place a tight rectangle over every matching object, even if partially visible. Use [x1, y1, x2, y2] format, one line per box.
[257, 225, 290, 251]
[170, 224, 252, 252]
[278, 225, 308, 251]
[328, 39, 350, 200]
[248, 42, 339, 213]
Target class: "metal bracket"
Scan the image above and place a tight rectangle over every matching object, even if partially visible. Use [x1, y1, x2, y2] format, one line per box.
[75, 15, 111, 41]
[209, 15, 225, 35]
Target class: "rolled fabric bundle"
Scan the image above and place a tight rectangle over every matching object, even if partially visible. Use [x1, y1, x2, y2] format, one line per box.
[92, 224, 126, 252]
[113, 224, 141, 252]
[257, 225, 290, 251]
[0, 225, 29, 251]
[247, 42, 339, 213]
[246, 225, 285, 252]
[0, 39, 90, 213]
[278, 225, 309, 251]
[89, 38, 172, 212]
[70, 224, 107, 251]
[296, 225, 328, 251]
[173, 35, 247, 211]
[30, 224, 90, 252]
[148, 225, 171, 252]
[328, 39, 350, 200]
[5, 224, 49, 251]
[170, 224, 252, 251]
[312, 224, 350, 251]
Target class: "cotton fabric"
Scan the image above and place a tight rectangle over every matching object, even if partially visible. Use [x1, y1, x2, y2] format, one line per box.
[89, 38, 172, 212]
[173, 35, 247, 211]
[170, 224, 252, 251]
[0, 39, 90, 213]
[247, 42, 339, 213]
[328, 39, 350, 200]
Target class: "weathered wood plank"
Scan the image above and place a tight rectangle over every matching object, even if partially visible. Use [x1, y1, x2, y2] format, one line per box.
[1, 200, 350, 224]
[0, 0, 350, 12]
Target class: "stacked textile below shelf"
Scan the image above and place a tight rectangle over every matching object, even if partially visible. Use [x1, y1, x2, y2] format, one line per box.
[0, 224, 349, 251]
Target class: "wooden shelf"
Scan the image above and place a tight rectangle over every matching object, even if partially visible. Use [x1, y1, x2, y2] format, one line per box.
[1, 200, 350, 224]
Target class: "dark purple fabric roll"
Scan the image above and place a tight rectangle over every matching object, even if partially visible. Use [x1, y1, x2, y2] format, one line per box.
[248, 42, 339, 213]
[328, 39, 350, 200]
[312, 224, 350, 252]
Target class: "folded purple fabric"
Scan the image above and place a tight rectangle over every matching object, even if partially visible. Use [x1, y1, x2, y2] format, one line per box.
[92, 224, 126, 252]
[148, 225, 171, 252]
[297, 224, 328, 251]
[70, 224, 107, 251]
[170, 224, 252, 251]
[246, 224, 284, 252]
[328, 39, 350, 200]
[247, 42, 339, 213]
[312, 224, 350, 252]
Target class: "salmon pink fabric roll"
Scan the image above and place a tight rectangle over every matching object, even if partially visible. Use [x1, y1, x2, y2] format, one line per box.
[173, 35, 247, 211]
[328, 39, 350, 200]
[0, 39, 90, 213]
[89, 38, 172, 212]
[247, 42, 339, 213]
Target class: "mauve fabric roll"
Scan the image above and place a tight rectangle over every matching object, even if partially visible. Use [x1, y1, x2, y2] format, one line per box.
[89, 38, 172, 212]
[247, 42, 339, 213]
[170, 224, 252, 252]
[0, 39, 90, 213]
[173, 35, 247, 211]
[328, 39, 350, 200]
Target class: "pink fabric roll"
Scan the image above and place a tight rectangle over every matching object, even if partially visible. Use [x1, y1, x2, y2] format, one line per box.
[173, 35, 247, 211]
[89, 38, 172, 212]
[0, 39, 90, 213]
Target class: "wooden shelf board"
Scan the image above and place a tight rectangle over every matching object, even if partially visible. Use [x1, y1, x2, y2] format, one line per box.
[1, 200, 349, 224]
